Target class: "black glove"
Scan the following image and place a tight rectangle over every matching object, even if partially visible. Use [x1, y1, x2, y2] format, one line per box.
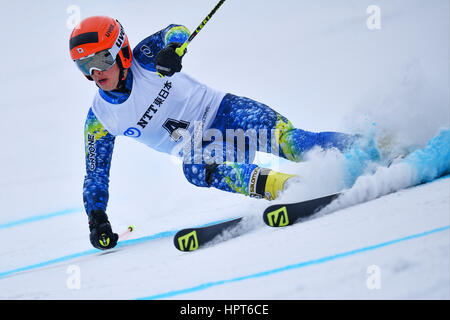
[88, 210, 118, 250]
[155, 42, 186, 77]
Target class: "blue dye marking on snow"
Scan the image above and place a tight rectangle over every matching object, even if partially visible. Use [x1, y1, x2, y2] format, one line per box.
[0, 231, 177, 279]
[343, 131, 381, 187]
[0, 218, 238, 279]
[0, 249, 99, 279]
[0, 231, 176, 279]
[138, 225, 450, 300]
[0, 208, 83, 230]
[403, 128, 450, 185]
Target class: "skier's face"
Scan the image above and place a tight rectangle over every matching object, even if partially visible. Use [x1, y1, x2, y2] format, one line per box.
[91, 62, 120, 91]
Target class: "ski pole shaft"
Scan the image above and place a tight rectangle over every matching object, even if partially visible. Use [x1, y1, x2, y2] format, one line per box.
[119, 225, 135, 240]
[156, 0, 226, 77]
[175, 0, 227, 57]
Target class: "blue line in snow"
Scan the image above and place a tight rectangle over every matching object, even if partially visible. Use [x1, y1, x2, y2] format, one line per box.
[0, 208, 83, 230]
[0, 218, 238, 279]
[0, 230, 176, 279]
[137, 225, 450, 300]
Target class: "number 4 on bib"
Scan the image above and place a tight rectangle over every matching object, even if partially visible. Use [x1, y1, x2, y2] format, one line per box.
[163, 118, 190, 142]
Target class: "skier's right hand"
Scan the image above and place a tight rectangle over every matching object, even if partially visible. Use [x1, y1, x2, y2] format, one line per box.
[88, 210, 118, 250]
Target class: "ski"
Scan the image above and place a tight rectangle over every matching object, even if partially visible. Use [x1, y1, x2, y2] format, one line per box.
[173, 193, 340, 251]
[173, 194, 340, 251]
[174, 217, 243, 252]
[263, 193, 340, 227]
[172, 126, 449, 249]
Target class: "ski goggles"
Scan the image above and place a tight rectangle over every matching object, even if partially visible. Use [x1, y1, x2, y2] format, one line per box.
[74, 49, 117, 76]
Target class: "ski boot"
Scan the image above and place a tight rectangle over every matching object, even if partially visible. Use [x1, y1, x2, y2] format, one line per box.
[249, 167, 298, 200]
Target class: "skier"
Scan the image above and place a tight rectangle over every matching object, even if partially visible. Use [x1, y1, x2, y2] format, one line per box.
[70, 16, 378, 250]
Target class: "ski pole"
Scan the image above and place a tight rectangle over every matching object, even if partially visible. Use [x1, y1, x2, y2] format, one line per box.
[157, 0, 227, 77]
[175, 0, 227, 57]
[119, 225, 135, 240]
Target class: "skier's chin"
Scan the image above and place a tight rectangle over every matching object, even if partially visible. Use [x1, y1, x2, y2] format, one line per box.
[96, 78, 117, 91]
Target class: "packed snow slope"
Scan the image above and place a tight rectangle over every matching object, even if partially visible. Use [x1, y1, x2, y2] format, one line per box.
[0, 0, 448, 299]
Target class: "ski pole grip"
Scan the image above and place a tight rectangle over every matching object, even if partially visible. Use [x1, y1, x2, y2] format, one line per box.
[175, 42, 189, 57]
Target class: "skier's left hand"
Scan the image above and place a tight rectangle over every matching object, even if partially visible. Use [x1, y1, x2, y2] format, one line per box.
[155, 42, 186, 77]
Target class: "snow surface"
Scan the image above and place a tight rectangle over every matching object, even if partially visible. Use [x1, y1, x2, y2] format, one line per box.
[0, 0, 449, 300]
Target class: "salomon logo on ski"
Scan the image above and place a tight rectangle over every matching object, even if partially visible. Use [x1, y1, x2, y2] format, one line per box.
[266, 206, 289, 227]
[174, 218, 243, 252]
[177, 231, 199, 251]
[263, 193, 340, 227]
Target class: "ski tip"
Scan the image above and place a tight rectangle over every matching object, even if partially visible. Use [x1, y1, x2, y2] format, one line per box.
[173, 218, 244, 252]
[263, 205, 291, 227]
[263, 193, 341, 227]
[174, 229, 200, 252]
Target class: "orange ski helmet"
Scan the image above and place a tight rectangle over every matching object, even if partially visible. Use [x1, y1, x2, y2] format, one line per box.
[70, 16, 132, 80]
